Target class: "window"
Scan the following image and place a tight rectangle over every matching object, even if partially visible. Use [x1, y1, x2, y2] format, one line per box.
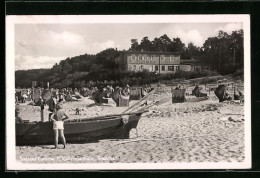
[132, 56, 136, 60]
[168, 66, 173, 71]
[144, 56, 147, 60]
[150, 65, 153, 71]
[195, 66, 201, 72]
[139, 56, 142, 61]
[155, 65, 159, 71]
[161, 57, 164, 61]
[151, 56, 155, 61]
[162, 66, 165, 71]
[170, 56, 177, 61]
[174, 65, 180, 71]
[133, 65, 136, 70]
[140, 65, 143, 71]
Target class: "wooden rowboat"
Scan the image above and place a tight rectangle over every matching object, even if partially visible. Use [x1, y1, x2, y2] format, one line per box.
[16, 111, 147, 146]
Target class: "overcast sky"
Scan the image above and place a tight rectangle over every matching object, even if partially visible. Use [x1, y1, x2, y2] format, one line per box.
[15, 22, 243, 70]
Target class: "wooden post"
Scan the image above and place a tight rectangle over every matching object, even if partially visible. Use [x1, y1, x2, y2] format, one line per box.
[41, 109, 44, 122]
[234, 84, 236, 99]
[32, 81, 36, 103]
[32, 87, 34, 103]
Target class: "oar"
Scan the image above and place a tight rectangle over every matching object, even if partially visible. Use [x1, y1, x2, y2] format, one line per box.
[136, 101, 159, 112]
[136, 97, 170, 113]
[122, 89, 156, 114]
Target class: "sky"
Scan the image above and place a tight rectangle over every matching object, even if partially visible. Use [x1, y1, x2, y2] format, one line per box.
[15, 22, 243, 70]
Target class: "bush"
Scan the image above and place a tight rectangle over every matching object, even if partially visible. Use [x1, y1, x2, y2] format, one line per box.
[44, 68, 221, 89]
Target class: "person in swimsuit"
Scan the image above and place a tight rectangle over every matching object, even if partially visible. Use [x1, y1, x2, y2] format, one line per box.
[50, 103, 69, 149]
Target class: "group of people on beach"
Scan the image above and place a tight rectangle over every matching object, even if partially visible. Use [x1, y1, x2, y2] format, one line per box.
[15, 81, 244, 149]
[16, 94, 69, 149]
[44, 93, 70, 149]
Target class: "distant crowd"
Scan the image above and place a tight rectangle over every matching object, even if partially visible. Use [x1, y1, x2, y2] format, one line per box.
[15, 84, 153, 104]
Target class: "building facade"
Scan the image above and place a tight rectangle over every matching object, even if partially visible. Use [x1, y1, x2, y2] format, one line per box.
[119, 51, 181, 74]
[180, 59, 212, 72]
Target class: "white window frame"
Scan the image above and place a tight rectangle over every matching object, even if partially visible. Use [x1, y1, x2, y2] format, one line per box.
[174, 65, 180, 71]
[161, 65, 165, 71]
[150, 65, 153, 71]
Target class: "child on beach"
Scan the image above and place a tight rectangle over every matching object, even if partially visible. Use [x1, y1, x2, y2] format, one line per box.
[50, 103, 69, 149]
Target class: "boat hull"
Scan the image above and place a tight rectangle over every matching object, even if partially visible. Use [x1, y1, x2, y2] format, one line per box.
[16, 114, 141, 146]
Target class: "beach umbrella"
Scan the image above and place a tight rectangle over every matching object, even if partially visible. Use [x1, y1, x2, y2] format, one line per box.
[41, 90, 53, 107]
[42, 90, 52, 101]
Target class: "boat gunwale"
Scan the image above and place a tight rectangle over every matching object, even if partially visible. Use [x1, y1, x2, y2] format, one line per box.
[16, 111, 145, 125]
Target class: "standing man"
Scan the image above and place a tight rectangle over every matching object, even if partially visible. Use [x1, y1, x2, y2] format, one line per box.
[48, 95, 57, 121]
[58, 91, 66, 102]
[39, 97, 45, 122]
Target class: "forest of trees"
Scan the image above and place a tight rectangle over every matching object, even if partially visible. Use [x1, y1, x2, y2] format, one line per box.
[15, 30, 244, 89]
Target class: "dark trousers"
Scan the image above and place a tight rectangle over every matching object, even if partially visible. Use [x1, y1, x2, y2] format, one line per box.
[49, 113, 53, 122]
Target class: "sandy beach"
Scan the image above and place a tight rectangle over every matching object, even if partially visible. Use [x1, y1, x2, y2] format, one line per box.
[15, 83, 245, 164]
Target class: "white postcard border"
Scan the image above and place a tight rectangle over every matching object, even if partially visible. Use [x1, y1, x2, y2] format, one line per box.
[6, 15, 251, 170]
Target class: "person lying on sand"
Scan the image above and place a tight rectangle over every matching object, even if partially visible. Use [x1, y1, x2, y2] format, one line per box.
[50, 103, 69, 149]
